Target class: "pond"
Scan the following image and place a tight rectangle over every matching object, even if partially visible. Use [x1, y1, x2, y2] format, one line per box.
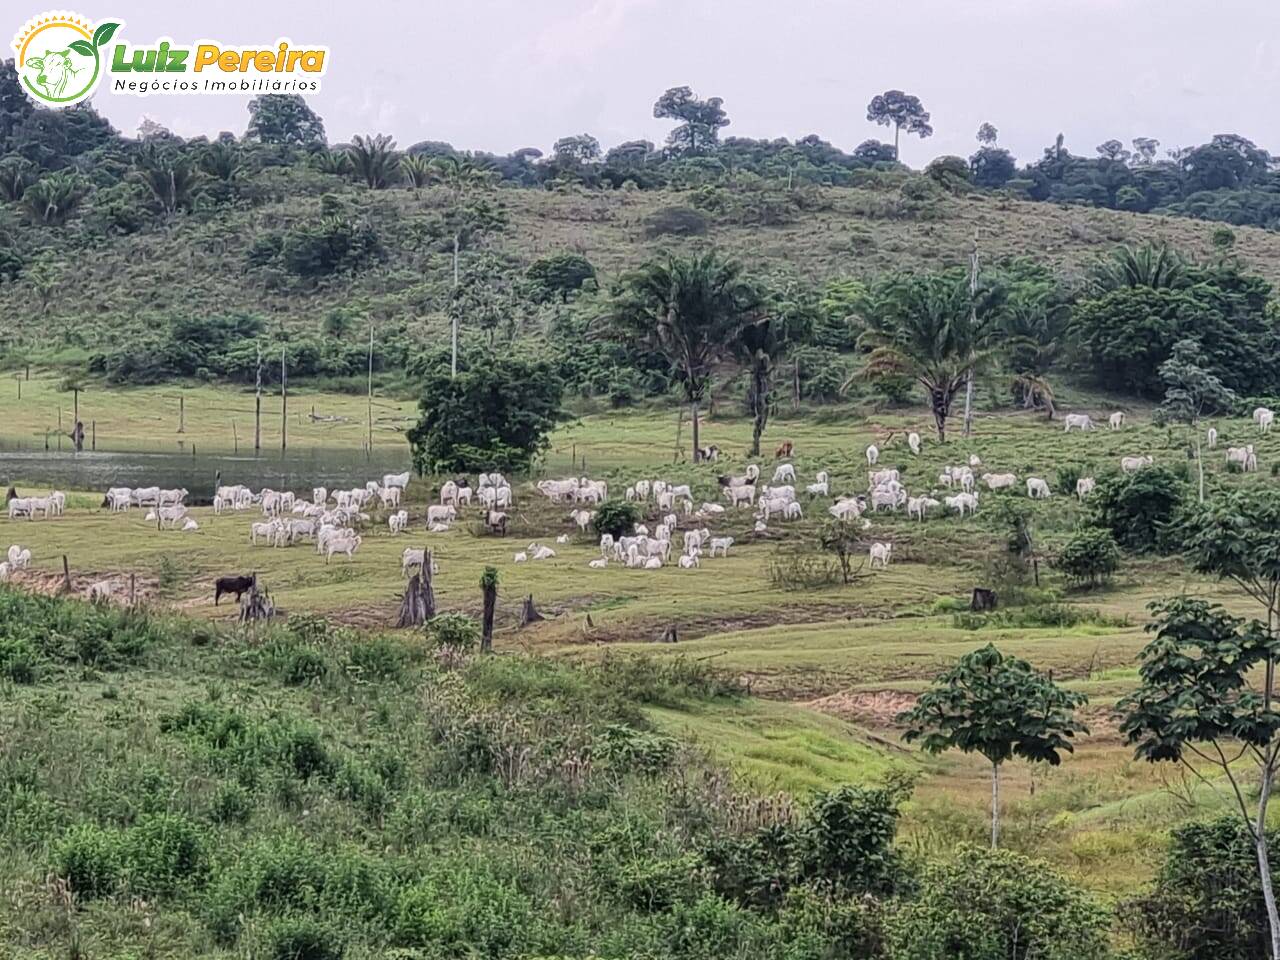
[0, 440, 411, 501]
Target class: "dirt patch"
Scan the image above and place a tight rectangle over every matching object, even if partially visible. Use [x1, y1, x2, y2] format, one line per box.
[807, 689, 918, 727]
[559, 603, 885, 647]
[6, 568, 160, 605]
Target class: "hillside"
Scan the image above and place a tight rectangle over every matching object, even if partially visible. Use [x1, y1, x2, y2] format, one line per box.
[7, 175, 1280, 353]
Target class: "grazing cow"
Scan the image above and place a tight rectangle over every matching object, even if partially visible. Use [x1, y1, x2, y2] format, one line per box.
[829, 497, 864, 521]
[1063, 414, 1094, 432]
[383, 471, 411, 489]
[771, 464, 796, 484]
[214, 573, 257, 606]
[1226, 445, 1258, 472]
[1261, 410, 1276, 434]
[426, 504, 457, 524]
[389, 510, 409, 534]
[982, 472, 1018, 491]
[325, 534, 362, 562]
[1109, 411, 1125, 430]
[775, 440, 794, 459]
[869, 542, 892, 569]
[907, 496, 940, 521]
[1076, 477, 1096, 500]
[945, 492, 979, 517]
[1026, 477, 1051, 499]
[1121, 455, 1154, 474]
[1254, 406, 1274, 426]
[697, 444, 720, 462]
[865, 444, 879, 466]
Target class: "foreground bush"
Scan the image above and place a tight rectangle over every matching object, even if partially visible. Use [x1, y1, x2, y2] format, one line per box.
[887, 845, 1112, 960]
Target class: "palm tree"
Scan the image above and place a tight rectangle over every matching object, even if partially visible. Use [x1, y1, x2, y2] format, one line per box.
[312, 149, 351, 176]
[612, 251, 764, 461]
[849, 270, 1000, 442]
[346, 134, 398, 189]
[134, 146, 204, 218]
[1000, 286, 1069, 414]
[1091, 243, 1185, 292]
[198, 141, 243, 182]
[736, 287, 815, 456]
[400, 154, 432, 191]
[20, 172, 88, 226]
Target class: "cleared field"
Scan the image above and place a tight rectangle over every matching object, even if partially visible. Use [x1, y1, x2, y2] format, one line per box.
[1, 395, 1275, 893]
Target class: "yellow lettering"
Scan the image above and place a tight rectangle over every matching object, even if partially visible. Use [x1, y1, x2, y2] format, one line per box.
[301, 51, 324, 73]
[255, 51, 274, 72]
[193, 44, 219, 71]
[218, 51, 239, 71]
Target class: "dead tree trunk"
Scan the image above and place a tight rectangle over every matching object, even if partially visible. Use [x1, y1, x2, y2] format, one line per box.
[396, 550, 436, 627]
[481, 579, 497, 653]
[971, 588, 998, 612]
[519, 594, 544, 627]
[239, 584, 275, 623]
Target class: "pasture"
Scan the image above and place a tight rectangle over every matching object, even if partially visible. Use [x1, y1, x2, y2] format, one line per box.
[1, 394, 1276, 894]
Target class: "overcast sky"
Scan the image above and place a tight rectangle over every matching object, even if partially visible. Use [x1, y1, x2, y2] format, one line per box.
[55, 0, 1280, 166]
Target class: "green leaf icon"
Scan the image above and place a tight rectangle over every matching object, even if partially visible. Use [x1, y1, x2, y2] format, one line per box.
[68, 39, 94, 57]
[92, 22, 120, 48]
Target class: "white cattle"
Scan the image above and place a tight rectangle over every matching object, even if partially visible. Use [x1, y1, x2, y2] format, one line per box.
[599, 534, 615, 558]
[828, 498, 864, 521]
[678, 553, 700, 569]
[683, 528, 711, 554]
[379, 486, 402, 509]
[158, 488, 188, 507]
[1121, 455, 1154, 474]
[250, 521, 279, 545]
[870, 488, 905, 512]
[439, 481, 460, 506]
[869, 468, 900, 488]
[725, 485, 756, 507]
[1026, 478, 1051, 499]
[1226, 445, 1258, 472]
[772, 463, 796, 483]
[7, 545, 31, 569]
[945, 492, 979, 517]
[48, 491, 65, 516]
[969, 455, 982, 467]
[325, 535, 362, 562]
[514, 552, 528, 563]
[634, 480, 652, 500]
[982, 473, 1018, 491]
[805, 480, 829, 498]
[1109, 411, 1125, 430]
[570, 509, 595, 531]
[1261, 410, 1276, 434]
[1076, 477, 1096, 500]
[529, 543, 557, 561]
[869, 542, 893, 569]
[313, 487, 328, 505]
[698, 503, 725, 517]
[1254, 407, 1273, 426]
[865, 445, 879, 466]
[132, 487, 160, 507]
[907, 496, 940, 521]
[907, 432, 921, 455]
[400, 548, 438, 577]
[427, 521, 451, 533]
[538, 479, 579, 502]
[757, 496, 792, 521]
[182, 518, 199, 532]
[383, 471, 411, 490]
[426, 504, 457, 524]
[388, 510, 409, 534]
[157, 505, 188, 529]
[783, 501, 803, 521]
[1207, 427, 1218, 449]
[588, 557, 608, 569]
[1063, 414, 1095, 432]
[762, 485, 796, 503]
[106, 487, 132, 512]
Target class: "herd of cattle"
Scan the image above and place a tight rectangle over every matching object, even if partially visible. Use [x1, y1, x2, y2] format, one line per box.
[1, 406, 1277, 591]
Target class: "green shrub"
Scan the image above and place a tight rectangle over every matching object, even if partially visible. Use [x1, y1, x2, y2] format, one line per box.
[0, 636, 38, 682]
[394, 866, 535, 956]
[596, 724, 677, 775]
[53, 823, 121, 900]
[1089, 467, 1186, 553]
[209, 782, 253, 825]
[260, 637, 329, 686]
[592, 499, 641, 539]
[122, 813, 208, 895]
[258, 916, 345, 960]
[347, 636, 411, 682]
[887, 845, 1111, 960]
[1124, 816, 1273, 960]
[425, 613, 480, 652]
[1054, 527, 1122, 588]
[278, 725, 331, 781]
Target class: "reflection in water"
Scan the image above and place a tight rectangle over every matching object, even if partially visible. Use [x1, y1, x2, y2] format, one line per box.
[0, 439, 410, 502]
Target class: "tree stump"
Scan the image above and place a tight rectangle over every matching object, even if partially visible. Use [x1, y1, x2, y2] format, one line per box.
[970, 587, 998, 612]
[658, 623, 679, 644]
[397, 552, 436, 627]
[480, 569, 498, 653]
[519, 594, 544, 627]
[239, 584, 275, 623]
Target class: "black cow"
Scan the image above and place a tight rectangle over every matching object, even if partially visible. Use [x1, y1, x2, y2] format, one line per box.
[214, 573, 257, 606]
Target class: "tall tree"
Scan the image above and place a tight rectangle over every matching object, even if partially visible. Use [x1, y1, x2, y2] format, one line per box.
[737, 287, 816, 455]
[1120, 591, 1280, 960]
[346, 134, 398, 189]
[551, 133, 601, 166]
[244, 94, 326, 148]
[428, 156, 502, 375]
[1090, 242, 1185, 292]
[899, 644, 1087, 848]
[865, 90, 933, 161]
[653, 86, 730, 156]
[850, 270, 1000, 441]
[612, 251, 764, 461]
[976, 122, 998, 145]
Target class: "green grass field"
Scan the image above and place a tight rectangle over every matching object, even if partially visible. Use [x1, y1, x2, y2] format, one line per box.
[2, 387, 1276, 893]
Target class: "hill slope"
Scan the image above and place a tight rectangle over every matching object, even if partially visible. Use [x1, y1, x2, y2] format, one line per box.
[6, 177, 1280, 351]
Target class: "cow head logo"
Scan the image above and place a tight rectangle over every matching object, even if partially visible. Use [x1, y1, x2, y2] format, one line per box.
[12, 12, 120, 107]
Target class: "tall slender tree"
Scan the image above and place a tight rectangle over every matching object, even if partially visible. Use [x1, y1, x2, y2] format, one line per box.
[612, 251, 763, 461]
[866, 90, 933, 160]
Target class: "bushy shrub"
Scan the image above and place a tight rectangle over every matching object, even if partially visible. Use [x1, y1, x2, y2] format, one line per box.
[1054, 527, 1122, 588]
[123, 813, 208, 895]
[258, 916, 344, 960]
[1089, 467, 1186, 553]
[209, 782, 253, 825]
[887, 845, 1111, 960]
[644, 205, 708, 237]
[425, 614, 480, 652]
[1124, 816, 1272, 960]
[593, 499, 641, 539]
[52, 823, 121, 900]
[347, 636, 411, 682]
[394, 866, 536, 956]
[259, 636, 329, 686]
[596, 724, 677, 775]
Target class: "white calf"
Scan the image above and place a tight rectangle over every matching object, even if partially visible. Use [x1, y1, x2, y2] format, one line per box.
[865, 445, 879, 466]
[1076, 477, 1096, 500]
[1120, 455, 1154, 474]
[1109, 411, 1125, 430]
[1026, 478, 1051, 499]
[1063, 414, 1094, 432]
[869, 542, 892, 569]
[709, 536, 734, 558]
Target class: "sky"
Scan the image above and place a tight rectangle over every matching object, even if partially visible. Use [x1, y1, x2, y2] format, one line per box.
[25, 0, 1280, 166]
